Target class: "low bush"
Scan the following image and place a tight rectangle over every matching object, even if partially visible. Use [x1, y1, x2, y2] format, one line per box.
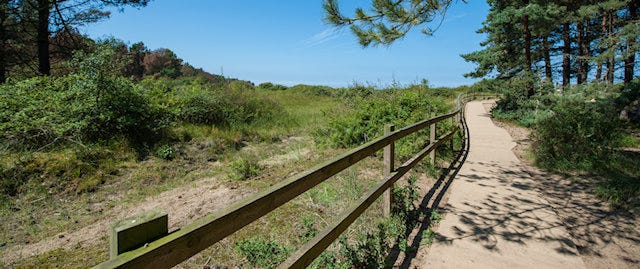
[228, 156, 261, 180]
[140, 77, 285, 127]
[258, 82, 288, 91]
[532, 96, 623, 170]
[235, 235, 291, 268]
[0, 53, 168, 151]
[317, 89, 450, 159]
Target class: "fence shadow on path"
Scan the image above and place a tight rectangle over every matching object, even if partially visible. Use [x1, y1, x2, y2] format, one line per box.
[385, 106, 472, 268]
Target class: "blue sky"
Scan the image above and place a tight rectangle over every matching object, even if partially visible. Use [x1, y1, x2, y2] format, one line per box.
[82, 0, 490, 88]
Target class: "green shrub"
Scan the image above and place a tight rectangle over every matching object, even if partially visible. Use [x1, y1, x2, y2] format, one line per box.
[288, 84, 335, 96]
[338, 217, 405, 268]
[228, 157, 261, 180]
[392, 175, 419, 218]
[258, 82, 288, 91]
[139, 77, 285, 127]
[176, 89, 227, 125]
[0, 46, 169, 151]
[532, 96, 622, 170]
[155, 144, 176, 160]
[235, 235, 291, 268]
[317, 89, 450, 159]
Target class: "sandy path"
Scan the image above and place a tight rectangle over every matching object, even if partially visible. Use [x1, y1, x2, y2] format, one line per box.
[413, 101, 586, 268]
[1, 176, 252, 264]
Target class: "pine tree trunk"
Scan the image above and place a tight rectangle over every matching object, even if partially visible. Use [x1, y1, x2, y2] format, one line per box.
[37, 0, 50, 76]
[625, 2, 637, 84]
[577, 22, 584, 84]
[0, 12, 5, 83]
[562, 22, 571, 87]
[524, 14, 533, 96]
[607, 11, 615, 83]
[597, 13, 606, 82]
[543, 36, 553, 83]
[582, 20, 590, 83]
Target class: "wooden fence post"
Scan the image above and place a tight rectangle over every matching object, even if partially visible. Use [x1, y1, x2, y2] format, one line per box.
[430, 122, 436, 165]
[110, 209, 168, 259]
[383, 124, 395, 217]
[450, 116, 455, 151]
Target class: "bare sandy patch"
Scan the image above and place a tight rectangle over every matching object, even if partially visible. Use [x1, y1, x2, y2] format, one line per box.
[2, 175, 253, 264]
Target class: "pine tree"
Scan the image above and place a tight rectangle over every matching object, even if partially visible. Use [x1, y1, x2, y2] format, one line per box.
[323, 0, 454, 47]
[28, 0, 151, 76]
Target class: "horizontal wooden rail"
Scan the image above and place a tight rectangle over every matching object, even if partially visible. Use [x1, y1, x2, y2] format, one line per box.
[93, 91, 501, 268]
[279, 129, 457, 268]
[93, 110, 460, 269]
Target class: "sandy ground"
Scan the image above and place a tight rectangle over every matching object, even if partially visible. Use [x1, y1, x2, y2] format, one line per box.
[488, 104, 640, 269]
[1, 173, 253, 264]
[410, 101, 586, 268]
[406, 100, 640, 269]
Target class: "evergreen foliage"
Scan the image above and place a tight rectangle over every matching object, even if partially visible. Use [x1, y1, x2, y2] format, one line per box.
[323, 0, 454, 47]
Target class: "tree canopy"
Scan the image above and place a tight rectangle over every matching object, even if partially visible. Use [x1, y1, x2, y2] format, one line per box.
[0, 0, 151, 82]
[325, 0, 639, 87]
[323, 0, 456, 47]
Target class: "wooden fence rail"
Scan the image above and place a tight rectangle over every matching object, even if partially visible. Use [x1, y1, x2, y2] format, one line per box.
[93, 92, 496, 269]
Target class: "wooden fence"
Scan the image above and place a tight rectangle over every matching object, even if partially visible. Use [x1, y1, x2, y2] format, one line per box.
[93, 92, 495, 269]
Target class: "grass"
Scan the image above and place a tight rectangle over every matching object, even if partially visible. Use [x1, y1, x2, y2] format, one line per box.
[2, 84, 466, 268]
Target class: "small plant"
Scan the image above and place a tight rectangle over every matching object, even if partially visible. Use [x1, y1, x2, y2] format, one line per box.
[338, 217, 405, 268]
[235, 235, 291, 268]
[392, 175, 420, 218]
[155, 144, 175, 160]
[299, 216, 319, 243]
[228, 157, 261, 180]
[420, 228, 436, 246]
[430, 210, 443, 224]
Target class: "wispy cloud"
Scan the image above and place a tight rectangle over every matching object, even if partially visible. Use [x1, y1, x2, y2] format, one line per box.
[302, 27, 343, 47]
[444, 13, 467, 24]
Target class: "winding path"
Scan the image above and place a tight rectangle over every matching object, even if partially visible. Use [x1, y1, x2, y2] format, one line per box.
[418, 101, 586, 268]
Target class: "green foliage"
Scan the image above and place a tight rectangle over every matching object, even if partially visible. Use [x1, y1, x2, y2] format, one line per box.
[298, 216, 319, 244]
[595, 175, 640, 211]
[317, 88, 450, 160]
[288, 84, 335, 97]
[155, 144, 176, 160]
[491, 78, 554, 127]
[533, 96, 622, 170]
[430, 210, 443, 224]
[338, 217, 405, 268]
[392, 175, 420, 218]
[323, 0, 454, 46]
[259, 82, 288, 91]
[228, 157, 261, 180]
[139, 77, 285, 127]
[420, 228, 436, 246]
[235, 235, 291, 268]
[0, 48, 168, 151]
[0, 144, 134, 197]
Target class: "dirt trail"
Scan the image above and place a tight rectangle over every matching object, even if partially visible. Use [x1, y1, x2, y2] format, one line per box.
[405, 100, 640, 269]
[412, 101, 586, 268]
[492, 109, 640, 269]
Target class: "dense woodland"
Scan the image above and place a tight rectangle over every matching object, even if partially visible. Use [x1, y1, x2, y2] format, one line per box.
[463, 0, 638, 87]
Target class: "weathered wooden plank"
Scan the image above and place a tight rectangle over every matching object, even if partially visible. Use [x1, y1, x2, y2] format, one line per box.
[383, 124, 395, 217]
[93, 112, 459, 269]
[429, 123, 436, 164]
[110, 210, 168, 259]
[279, 129, 458, 269]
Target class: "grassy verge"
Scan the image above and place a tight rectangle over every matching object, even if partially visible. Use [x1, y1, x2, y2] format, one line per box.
[2, 82, 466, 268]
